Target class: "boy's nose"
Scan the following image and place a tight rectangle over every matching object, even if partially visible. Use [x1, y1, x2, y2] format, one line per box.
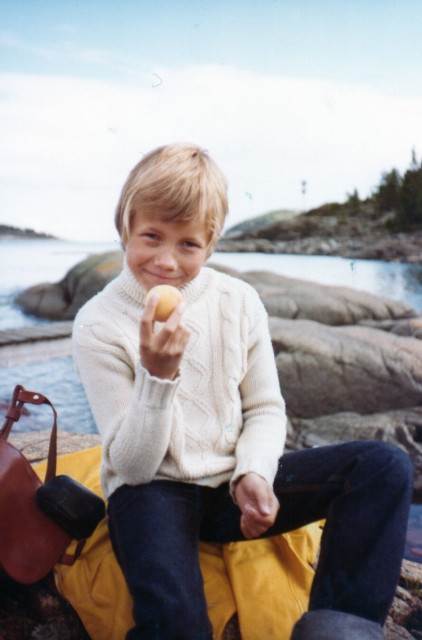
[154, 248, 177, 270]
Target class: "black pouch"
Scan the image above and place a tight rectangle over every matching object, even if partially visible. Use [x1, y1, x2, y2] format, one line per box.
[36, 475, 105, 540]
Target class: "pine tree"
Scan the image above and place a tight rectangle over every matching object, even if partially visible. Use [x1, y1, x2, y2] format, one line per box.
[374, 169, 401, 213]
[398, 150, 422, 225]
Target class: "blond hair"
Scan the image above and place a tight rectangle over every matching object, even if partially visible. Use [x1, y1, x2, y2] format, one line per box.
[115, 143, 228, 249]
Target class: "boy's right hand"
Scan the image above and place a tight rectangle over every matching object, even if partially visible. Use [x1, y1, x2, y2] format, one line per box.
[140, 293, 190, 380]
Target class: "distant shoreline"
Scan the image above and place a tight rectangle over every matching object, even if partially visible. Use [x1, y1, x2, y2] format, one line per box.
[0, 224, 56, 240]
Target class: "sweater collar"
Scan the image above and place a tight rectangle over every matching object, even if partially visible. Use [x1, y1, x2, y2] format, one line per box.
[119, 255, 214, 306]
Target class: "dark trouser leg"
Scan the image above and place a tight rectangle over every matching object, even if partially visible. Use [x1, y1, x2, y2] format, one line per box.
[108, 481, 213, 640]
[201, 441, 413, 625]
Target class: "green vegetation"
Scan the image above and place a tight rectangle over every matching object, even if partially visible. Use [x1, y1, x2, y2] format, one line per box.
[373, 150, 422, 231]
[374, 149, 422, 231]
[0, 224, 55, 239]
[306, 148, 422, 232]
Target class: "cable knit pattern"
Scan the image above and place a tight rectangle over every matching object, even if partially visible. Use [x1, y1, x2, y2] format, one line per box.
[73, 261, 286, 499]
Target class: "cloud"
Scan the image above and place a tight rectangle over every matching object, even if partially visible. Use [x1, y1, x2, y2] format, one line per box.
[1, 66, 422, 240]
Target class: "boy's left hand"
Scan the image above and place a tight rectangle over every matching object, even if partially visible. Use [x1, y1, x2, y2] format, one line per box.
[234, 472, 280, 539]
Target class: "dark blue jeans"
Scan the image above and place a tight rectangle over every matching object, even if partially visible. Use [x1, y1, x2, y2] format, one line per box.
[107, 441, 413, 640]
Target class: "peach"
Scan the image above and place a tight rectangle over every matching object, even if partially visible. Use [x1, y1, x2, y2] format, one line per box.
[145, 285, 184, 322]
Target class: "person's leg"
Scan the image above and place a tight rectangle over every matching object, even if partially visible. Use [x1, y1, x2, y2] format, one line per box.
[277, 441, 413, 625]
[200, 441, 413, 628]
[108, 481, 212, 640]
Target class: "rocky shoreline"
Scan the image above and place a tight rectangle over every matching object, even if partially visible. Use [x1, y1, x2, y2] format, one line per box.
[216, 207, 422, 263]
[216, 229, 422, 262]
[13, 250, 422, 500]
[7, 212, 422, 638]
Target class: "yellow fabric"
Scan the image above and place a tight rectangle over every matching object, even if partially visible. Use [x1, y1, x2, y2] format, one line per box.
[34, 447, 322, 640]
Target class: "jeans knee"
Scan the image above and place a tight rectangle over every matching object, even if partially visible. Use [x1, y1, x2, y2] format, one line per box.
[364, 441, 413, 491]
[291, 611, 385, 640]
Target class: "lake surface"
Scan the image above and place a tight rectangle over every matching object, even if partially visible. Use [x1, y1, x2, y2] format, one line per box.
[1, 239, 422, 332]
[1, 238, 421, 563]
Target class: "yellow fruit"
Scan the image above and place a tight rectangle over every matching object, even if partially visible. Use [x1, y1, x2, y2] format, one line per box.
[145, 285, 184, 322]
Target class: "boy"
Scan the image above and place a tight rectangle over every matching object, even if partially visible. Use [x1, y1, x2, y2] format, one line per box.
[73, 143, 413, 639]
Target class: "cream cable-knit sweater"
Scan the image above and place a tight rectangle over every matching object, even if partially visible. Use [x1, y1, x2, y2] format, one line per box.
[73, 261, 286, 500]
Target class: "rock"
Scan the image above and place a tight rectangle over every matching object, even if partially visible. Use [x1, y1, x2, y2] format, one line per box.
[16, 251, 123, 320]
[0, 577, 90, 640]
[359, 317, 422, 339]
[217, 205, 422, 263]
[237, 269, 416, 327]
[8, 431, 101, 464]
[269, 317, 422, 418]
[389, 560, 422, 638]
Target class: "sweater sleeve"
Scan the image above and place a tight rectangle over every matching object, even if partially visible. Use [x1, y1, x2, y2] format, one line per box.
[231, 295, 286, 493]
[73, 314, 181, 487]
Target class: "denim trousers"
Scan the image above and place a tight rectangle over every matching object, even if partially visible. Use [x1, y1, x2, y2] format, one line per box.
[107, 441, 413, 640]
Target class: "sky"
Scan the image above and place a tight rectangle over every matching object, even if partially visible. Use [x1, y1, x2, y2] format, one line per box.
[1, 0, 422, 241]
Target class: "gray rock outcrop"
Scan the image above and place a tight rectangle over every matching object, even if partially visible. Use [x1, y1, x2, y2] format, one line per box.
[16, 251, 123, 320]
[217, 206, 422, 263]
[269, 318, 422, 417]
[13, 253, 422, 498]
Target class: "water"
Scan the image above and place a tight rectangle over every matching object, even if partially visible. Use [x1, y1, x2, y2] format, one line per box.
[1, 238, 422, 562]
[406, 505, 422, 563]
[210, 252, 422, 312]
[0, 239, 120, 434]
[0, 358, 97, 434]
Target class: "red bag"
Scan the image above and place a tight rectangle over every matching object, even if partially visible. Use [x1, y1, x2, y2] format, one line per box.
[0, 385, 72, 583]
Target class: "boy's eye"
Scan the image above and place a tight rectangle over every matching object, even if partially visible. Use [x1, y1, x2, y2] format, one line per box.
[182, 240, 200, 249]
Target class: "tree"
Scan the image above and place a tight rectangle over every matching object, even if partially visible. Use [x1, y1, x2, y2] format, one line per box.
[374, 169, 401, 214]
[346, 189, 360, 216]
[398, 150, 422, 226]
[373, 149, 422, 230]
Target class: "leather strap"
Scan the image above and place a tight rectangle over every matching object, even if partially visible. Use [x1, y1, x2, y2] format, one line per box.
[0, 385, 58, 483]
[59, 539, 87, 566]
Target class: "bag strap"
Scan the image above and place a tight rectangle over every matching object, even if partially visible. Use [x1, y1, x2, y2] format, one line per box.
[1, 384, 58, 483]
[59, 539, 87, 566]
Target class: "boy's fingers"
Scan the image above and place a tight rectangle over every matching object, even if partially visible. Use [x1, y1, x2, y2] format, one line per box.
[140, 294, 159, 339]
[240, 512, 269, 540]
[153, 302, 188, 344]
[144, 293, 160, 315]
[164, 301, 186, 328]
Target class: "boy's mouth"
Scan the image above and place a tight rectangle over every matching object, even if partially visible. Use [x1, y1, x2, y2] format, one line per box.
[145, 271, 182, 284]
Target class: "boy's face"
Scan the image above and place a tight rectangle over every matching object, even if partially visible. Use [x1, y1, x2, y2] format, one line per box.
[126, 213, 211, 290]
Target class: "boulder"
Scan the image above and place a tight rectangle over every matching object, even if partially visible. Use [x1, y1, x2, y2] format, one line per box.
[16, 251, 123, 320]
[270, 317, 422, 418]
[16, 255, 418, 327]
[238, 269, 416, 327]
